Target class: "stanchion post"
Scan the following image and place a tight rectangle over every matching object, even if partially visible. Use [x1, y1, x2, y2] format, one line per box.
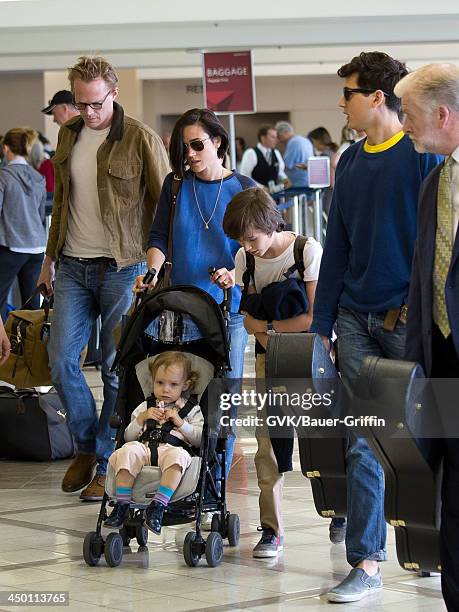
[229, 113, 236, 170]
[292, 195, 300, 234]
[314, 189, 324, 244]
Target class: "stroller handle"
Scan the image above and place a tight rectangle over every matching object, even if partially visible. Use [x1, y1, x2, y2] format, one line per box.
[134, 267, 157, 308]
[143, 267, 157, 285]
[208, 266, 232, 319]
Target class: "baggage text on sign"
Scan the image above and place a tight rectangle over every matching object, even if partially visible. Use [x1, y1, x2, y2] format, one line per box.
[206, 67, 248, 78]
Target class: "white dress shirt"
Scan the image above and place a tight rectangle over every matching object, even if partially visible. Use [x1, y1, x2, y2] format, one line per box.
[239, 143, 287, 184]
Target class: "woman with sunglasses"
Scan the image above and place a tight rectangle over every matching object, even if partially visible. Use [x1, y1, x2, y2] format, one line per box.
[134, 108, 256, 478]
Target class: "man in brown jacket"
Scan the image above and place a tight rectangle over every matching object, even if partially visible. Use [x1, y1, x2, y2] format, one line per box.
[37, 56, 169, 501]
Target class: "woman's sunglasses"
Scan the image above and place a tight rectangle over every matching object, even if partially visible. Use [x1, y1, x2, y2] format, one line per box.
[343, 87, 389, 102]
[183, 137, 211, 153]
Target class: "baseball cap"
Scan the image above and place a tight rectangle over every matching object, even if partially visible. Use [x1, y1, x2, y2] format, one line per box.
[41, 90, 74, 115]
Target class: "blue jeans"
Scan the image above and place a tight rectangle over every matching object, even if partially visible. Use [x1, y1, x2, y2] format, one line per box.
[0, 246, 44, 319]
[48, 257, 143, 474]
[224, 313, 248, 476]
[337, 306, 407, 567]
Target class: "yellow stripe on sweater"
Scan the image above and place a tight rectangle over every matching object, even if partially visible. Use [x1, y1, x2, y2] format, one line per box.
[364, 130, 405, 153]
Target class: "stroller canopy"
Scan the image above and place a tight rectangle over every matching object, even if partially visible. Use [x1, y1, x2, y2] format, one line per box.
[114, 286, 231, 372]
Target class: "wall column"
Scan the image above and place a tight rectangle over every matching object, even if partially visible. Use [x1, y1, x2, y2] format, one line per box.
[117, 69, 143, 121]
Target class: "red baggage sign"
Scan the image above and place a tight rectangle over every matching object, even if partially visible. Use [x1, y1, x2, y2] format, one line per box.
[203, 50, 256, 114]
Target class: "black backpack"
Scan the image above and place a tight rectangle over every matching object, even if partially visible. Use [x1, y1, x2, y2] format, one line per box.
[241, 235, 308, 296]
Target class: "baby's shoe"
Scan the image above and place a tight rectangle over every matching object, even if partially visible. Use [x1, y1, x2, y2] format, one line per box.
[145, 500, 165, 534]
[104, 502, 129, 528]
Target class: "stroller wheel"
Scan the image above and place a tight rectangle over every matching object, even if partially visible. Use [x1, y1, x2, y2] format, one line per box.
[104, 532, 123, 567]
[119, 526, 131, 547]
[83, 531, 104, 567]
[205, 532, 224, 567]
[183, 532, 201, 567]
[136, 525, 149, 547]
[210, 514, 221, 533]
[227, 514, 240, 547]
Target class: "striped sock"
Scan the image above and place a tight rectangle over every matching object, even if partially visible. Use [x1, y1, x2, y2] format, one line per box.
[153, 485, 174, 507]
[115, 486, 133, 503]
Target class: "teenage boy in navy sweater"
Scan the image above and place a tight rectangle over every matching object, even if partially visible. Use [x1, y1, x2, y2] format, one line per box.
[310, 51, 442, 603]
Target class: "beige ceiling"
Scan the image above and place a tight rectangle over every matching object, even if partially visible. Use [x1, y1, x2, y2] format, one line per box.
[1, 0, 459, 76]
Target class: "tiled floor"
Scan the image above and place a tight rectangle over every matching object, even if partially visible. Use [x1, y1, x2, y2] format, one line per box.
[0, 345, 446, 611]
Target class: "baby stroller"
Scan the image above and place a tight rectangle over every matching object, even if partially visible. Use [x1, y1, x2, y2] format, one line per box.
[83, 283, 240, 568]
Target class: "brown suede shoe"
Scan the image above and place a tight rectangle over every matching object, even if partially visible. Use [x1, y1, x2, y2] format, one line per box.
[61, 453, 97, 493]
[80, 474, 106, 502]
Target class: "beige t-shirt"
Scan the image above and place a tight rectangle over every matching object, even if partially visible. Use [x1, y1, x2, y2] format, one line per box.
[235, 233, 323, 291]
[63, 125, 113, 258]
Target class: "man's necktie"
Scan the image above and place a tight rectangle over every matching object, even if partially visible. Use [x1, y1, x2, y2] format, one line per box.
[433, 157, 454, 338]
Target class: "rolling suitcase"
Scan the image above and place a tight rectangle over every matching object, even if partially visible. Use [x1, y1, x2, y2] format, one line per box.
[356, 356, 442, 573]
[265, 332, 347, 519]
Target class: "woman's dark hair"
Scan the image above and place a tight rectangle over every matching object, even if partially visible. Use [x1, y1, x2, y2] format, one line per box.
[337, 51, 408, 113]
[223, 187, 285, 240]
[169, 108, 229, 178]
[307, 127, 338, 153]
[3, 128, 37, 157]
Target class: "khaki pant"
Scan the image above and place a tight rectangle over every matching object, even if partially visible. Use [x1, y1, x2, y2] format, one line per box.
[255, 353, 284, 536]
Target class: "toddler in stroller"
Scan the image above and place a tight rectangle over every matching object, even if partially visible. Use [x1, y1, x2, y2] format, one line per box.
[105, 351, 203, 534]
[83, 285, 240, 568]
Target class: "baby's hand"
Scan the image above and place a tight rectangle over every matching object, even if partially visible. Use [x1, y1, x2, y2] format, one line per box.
[164, 407, 184, 428]
[137, 406, 164, 425]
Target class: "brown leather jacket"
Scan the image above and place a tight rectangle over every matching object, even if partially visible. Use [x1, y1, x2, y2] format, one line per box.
[46, 102, 170, 268]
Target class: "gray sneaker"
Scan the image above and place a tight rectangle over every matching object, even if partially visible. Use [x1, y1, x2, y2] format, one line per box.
[327, 568, 382, 603]
[329, 518, 346, 544]
[201, 512, 214, 532]
[252, 527, 284, 558]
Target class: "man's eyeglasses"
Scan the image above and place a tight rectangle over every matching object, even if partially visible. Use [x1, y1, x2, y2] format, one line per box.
[183, 137, 211, 153]
[73, 89, 113, 111]
[343, 87, 389, 102]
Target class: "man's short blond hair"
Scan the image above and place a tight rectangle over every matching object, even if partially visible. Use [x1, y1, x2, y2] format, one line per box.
[394, 63, 459, 114]
[68, 56, 119, 91]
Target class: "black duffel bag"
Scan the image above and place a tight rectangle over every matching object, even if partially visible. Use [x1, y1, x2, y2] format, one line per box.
[0, 387, 75, 461]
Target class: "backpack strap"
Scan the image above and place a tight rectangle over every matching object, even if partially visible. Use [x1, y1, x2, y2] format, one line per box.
[293, 235, 307, 279]
[284, 235, 308, 280]
[163, 175, 182, 287]
[241, 251, 256, 298]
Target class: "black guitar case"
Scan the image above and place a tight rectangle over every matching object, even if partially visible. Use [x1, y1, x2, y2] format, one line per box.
[265, 332, 347, 519]
[355, 356, 442, 573]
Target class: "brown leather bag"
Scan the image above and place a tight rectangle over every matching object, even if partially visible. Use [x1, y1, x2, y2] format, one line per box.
[0, 294, 52, 387]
